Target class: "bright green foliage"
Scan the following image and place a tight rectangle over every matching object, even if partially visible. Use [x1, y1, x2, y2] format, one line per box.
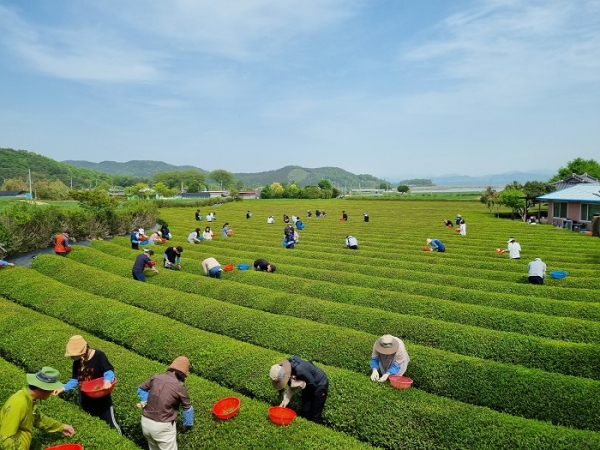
[551, 157, 600, 181]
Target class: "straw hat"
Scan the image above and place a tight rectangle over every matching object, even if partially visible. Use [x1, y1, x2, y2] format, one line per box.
[269, 359, 292, 390]
[26, 367, 64, 391]
[169, 356, 190, 376]
[375, 335, 399, 355]
[426, 238, 432, 244]
[65, 335, 87, 356]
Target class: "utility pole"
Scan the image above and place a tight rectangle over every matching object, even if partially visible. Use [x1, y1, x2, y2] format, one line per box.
[28, 168, 32, 199]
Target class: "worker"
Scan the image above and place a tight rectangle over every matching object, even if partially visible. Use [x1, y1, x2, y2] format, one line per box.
[455, 214, 462, 226]
[202, 227, 213, 241]
[0, 243, 15, 268]
[0, 367, 76, 449]
[528, 257, 546, 285]
[363, 212, 369, 223]
[269, 355, 329, 424]
[267, 216, 275, 224]
[54, 335, 121, 433]
[426, 238, 445, 252]
[132, 250, 159, 282]
[345, 235, 358, 250]
[370, 334, 410, 383]
[195, 209, 201, 221]
[253, 258, 276, 272]
[164, 246, 183, 270]
[202, 257, 222, 279]
[187, 228, 203, 244]
[54, 229, 72, 256]
[137, 356, 194, 450]
[506, 237, 521, 259]
[342, 211, 348, 221]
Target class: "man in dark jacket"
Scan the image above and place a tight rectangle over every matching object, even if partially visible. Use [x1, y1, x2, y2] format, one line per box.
[253, 258, 276, 272]
[163, 246, 183, 270]
[269, 355, 329, 424]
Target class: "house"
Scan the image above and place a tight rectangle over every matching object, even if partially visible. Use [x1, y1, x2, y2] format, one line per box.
[537, 184, 600, 229]
[178, 192, 211, 199]
[237, 190, 258, 200]
[551, 173, 599, 191]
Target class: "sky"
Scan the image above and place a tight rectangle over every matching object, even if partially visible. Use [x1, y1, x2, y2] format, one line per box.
[0, 0, 599, 180]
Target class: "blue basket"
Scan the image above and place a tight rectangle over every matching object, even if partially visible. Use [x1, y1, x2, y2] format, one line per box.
[238, 264, 250, 270]
[550, 271, 567, 279]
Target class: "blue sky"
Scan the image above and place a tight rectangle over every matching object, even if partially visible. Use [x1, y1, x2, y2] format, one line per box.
[0, 0, 598, 179]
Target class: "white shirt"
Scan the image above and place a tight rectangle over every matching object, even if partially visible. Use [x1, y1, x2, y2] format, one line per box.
[508, 241, 521, 259]
[528, 259, 546, 277]
[202, 231, 212, 240]
[267, 217, 275, 224]
[346, 236, 358, 247]
[187, 231, 199, 243]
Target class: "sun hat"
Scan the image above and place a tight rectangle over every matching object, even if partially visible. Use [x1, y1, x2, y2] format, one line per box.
[139, 228, 145, 235]
[169, 356, 190, 376]
[157, 231, 162, 237]
[269, 359, 292, 390]
[65, 335, 87, 357]
[507, 237, 515, 243]
[375, 335, 399, 355]
[426, 238, 432, 244]
[26, 366, 64, 391]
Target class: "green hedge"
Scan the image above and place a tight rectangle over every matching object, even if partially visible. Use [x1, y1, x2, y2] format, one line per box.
[31, 254, 600, 431]
[0, 299, 375, 450]
[0, 354, 139, 450]
[2, 270, 600, 449]
[151, 239, 600, 324]
[75, 244, 600, 380]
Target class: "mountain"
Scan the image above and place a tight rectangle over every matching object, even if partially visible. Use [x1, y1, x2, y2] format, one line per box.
[63, 160, 203, 178]
[233, 166, 386, 188]
[64, 160, 387, 188]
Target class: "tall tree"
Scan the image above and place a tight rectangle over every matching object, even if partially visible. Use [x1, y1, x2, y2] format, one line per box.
[499, 188, 526, 221]
[551, 158, 600, 181]
[209, 169, 235, 190]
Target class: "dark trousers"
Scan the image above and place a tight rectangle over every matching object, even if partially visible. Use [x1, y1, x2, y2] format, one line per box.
[347, 245, 358, 250]
[529, 276, 544, 285]
[132, 270, 146, 282]
[55, 252, 67, 257]
[132, 243, 139, 250]
[301, 383, 328, 424]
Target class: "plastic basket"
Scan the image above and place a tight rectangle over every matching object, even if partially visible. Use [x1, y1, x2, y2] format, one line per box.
[224, 264, 234, 272]
[496, 248, 505, 254]
[227, 231, 233, 236]
[45, 445, 84, 450]
[81, 377, 117, 398]
[422, 248, 430, 252]
[268, 406, 296, 425]
[389, 375, 413, 390]
[550, 271, 567, 279]
[212, 396, 240, 420]
[238, 264, 250, 270]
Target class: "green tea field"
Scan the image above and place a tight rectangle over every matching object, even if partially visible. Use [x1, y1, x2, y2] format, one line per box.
[1, 199, 600, 449]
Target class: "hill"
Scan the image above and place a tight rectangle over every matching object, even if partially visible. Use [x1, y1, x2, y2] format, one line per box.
[64, 160, 387, 188]
[0, 148, 121, 189]
[233, 166, 385, 188]
[63, 160, 203, 178]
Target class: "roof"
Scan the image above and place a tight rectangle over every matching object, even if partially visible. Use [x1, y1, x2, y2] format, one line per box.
[537, 184, 600, 203]
[552, 173, 600, 190]
[0, 190, 27, 197]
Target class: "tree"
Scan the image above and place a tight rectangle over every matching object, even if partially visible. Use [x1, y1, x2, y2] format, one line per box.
[153, 182, 178, 198]
[318, 180, 332, 190]
[1, 177, 28, 191]
[125, 183, 154, 199]
[379, 182, 392, 190]
[522, 181, 555, 217]
[284, 183, 301, 199]
[301, 186, 321, 199]
[259, 184, 272, 199]
[270, 182, 284, 198]
[209, 170, 235, 190]
[34, 179, 70, 200]
[480, 186, 499, 213]
[498, 188, 526, 220]
[551, 158, 600, 181]
[397, 185, 410, 193]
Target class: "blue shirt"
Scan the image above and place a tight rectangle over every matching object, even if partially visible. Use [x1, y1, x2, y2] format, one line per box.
[431, 239, 445, 251]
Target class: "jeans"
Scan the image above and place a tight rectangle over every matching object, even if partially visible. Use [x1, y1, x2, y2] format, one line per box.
[208, 267, 222, 279]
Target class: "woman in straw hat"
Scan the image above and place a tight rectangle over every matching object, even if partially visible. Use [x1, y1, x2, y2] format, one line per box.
[0, 366, 75, 449]
[137, 356, 194, 450]
[53, 335, 121, 434]
[269, 355, 329, 424]
[370, 334, 410, 383]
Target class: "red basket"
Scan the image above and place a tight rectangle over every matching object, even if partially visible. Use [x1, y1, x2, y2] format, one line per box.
[227, 231, 233, 236]
[144, 261, 156, 268]
[268, 406, 296, 425]
[81, 377, 117, 398]
[455, 228, 460, 232]
[422, 248, 431, 252]
[161, 238, 167, 242]
[389, 375, 413, 390]
[224, 264, 234, 272]
[496, 248, 505, 254]
[211, 233, 216, 238]
[45, 445, 83, 450]
[212, 396, 241, 420]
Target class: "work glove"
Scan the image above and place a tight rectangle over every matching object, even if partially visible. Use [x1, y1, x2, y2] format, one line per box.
[280, 399, 289, 408]
[370, 369, 380, 381]
[136, 401, 147, 409]
[378, 373, 390, 383]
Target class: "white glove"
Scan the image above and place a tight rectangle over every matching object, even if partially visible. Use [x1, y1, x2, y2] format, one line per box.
[136, 401, 147, 409]
[279, 399, 289, 407]
[378, 373, 390, 383]
[370, 369, 380, 381]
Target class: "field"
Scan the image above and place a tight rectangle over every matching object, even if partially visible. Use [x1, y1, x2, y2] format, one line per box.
[1, 199, 599, 449]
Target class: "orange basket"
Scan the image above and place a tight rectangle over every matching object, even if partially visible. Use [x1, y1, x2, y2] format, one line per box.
[422, 248, 430, 252]
[211, 233, 216, 238]
[389, 375, 413, 390]
[227, 231, 233, 236]
[224, 264, 234, 272]
[45, 445, 83, 450]
[213, 396, 241, 420]
[268, 406, 296, 425]
[81, 377, 117, 398]
[496, 248, 505, 254]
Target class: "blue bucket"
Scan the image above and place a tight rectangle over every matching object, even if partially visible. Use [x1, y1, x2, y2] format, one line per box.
[238, 264, 250, 270]
[550, 271, 567, 279]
